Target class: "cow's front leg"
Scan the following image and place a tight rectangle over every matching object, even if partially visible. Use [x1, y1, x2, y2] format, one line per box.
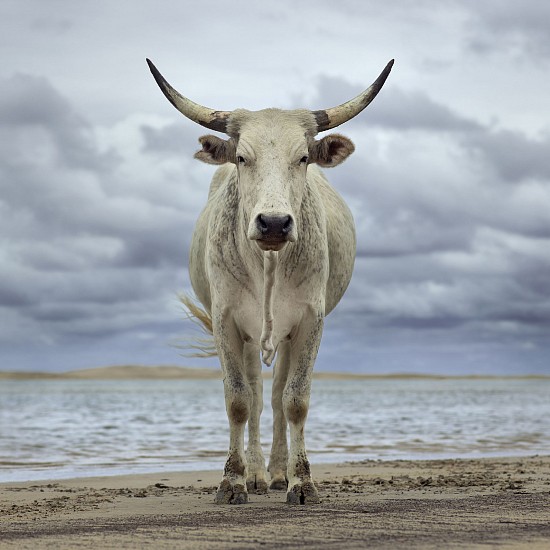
[268, 339, 290, 490]
[243, 342, 268, 494]
[284, 308, 323, 505]
[214, 310, 251, 505]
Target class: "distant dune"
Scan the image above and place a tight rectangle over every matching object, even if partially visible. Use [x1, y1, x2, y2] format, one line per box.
[0, 365, 220, 380]
[0, 365, 548, 381]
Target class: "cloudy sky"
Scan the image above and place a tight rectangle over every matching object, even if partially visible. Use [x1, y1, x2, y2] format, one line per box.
[1, 1, 549, 374]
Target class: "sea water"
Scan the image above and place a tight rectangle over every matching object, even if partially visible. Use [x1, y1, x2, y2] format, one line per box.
[1, 378, 549, 482]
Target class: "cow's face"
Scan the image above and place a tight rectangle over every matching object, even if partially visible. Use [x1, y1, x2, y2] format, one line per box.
[195, 109, 354, 251]
[146, 58, 393, 250]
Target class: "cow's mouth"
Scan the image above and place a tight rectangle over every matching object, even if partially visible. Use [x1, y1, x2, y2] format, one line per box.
[256, 239, 288, 252]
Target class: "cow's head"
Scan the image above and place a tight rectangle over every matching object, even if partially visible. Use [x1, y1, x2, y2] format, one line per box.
[147, 59, 393, 252]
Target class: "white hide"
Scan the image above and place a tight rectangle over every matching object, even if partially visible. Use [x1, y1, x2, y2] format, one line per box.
[147, 51, 393, 507]
[187, 110, 356, 505]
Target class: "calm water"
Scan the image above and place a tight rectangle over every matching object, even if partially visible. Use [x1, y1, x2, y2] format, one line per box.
[1, 378, 549, 482]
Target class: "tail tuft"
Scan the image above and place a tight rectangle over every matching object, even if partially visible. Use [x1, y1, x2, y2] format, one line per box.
[178, 293, 217, 358]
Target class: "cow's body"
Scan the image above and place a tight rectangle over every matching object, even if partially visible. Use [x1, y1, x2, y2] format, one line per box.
[147, 60, 393, 504]
[190, 161, 356, 328]
[190, 158, 355, 501]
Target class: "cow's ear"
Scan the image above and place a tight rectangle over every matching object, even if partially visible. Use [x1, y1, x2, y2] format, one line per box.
[310, 134, 355, 167]
[194, 135, 236, 165]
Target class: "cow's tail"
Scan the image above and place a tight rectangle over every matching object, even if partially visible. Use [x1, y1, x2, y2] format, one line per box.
[178, 293, 217, 357]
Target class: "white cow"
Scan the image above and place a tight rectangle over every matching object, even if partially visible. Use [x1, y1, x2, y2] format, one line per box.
[147, 58, 393, 504]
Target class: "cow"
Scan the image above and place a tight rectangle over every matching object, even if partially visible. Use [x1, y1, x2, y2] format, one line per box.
[146, 58, 393, 504]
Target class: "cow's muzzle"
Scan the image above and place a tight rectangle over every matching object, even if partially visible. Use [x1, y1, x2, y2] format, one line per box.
[251, 214, 295, 251]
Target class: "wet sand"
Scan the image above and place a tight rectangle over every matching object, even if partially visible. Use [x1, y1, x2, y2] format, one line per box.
[2, 456, 549, 549]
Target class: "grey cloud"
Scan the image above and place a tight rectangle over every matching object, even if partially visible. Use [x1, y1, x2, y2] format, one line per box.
[301, 74, 550, 356]
[1, 1, 549, 374]
[0, 286, 34, 308]
[0, 74, 196, 355]
[340, 226, 550, 341]
[30, 16, 72, 35]
[31, 303, 91, 323]
[307, 75, 480, 132]
[0, 74, 118, 171]
[0, 74, 200, 267]
[141, 122, 202, 155]
[461, 128, 550, 183]
[465, 2, 550, 59]
[113, 231, 189, 269]
[357, 87, 479, 132]
[1, 266, 184, 347]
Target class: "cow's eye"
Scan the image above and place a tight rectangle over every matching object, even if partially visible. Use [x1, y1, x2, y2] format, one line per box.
[300, 156, 309, 164]
[237, 155, 246, 164]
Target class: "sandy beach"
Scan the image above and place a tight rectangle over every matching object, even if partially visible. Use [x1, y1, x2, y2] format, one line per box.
[2, 369, 550, 547]
[1, 455, 549, 549]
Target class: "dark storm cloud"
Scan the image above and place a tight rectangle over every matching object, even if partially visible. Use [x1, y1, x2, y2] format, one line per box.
[0, 283, 33, 307]
[0, 73, 199, 352]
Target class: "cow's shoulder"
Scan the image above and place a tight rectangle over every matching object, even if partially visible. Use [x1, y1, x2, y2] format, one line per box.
[208, 163, 236, 200]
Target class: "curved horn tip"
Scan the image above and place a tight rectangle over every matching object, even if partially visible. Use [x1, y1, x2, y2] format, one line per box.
[145, 58, 231, 134]
[314, 58, 395, 132]
[384, 59, 395, 76]
[146, 58, 164, 83]
[376, 58, 395, 88]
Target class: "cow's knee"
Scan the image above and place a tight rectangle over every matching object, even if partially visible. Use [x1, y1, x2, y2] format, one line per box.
[226, 385, 251, 424]
[283, 394, 309, 425]
[229, 398, 249, 424]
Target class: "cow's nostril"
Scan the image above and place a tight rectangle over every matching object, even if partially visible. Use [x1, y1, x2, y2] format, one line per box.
[258, 214, 269, 234]
[256, 214, 293, 240]
[282, 216, 292, 235]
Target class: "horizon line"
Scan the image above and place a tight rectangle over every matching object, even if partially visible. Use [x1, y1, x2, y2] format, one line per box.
[0, 364, 548, 381]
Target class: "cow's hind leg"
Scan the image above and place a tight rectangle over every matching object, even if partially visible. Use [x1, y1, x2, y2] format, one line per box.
[284, 309, 323, 505]
[244, 342, 268, 494]
[214, 310, 250, 505]
[268, 340, 290, 490]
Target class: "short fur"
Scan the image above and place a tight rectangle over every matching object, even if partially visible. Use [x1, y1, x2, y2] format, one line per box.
[185, 108, 356, 505]
[147, 56, 392, 504]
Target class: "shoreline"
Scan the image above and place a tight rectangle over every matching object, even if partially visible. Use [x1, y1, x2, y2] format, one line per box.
[0, 452, 550, 493]
[0, 450, 550, 488]
[2, 455, 550, 548]
[2, 448, 547, 485]
[1, 364, 549, 381]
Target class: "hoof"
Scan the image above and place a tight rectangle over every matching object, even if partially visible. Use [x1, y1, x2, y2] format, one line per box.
[246, 478, 269, 495]
[286, 481, 319, 505]
[269, 477, 288, 491]
[215, 479, 248, 505]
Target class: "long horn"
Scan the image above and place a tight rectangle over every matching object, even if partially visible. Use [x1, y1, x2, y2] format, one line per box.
[313, 59, 394, 132]
[146, 59, 231, 133]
